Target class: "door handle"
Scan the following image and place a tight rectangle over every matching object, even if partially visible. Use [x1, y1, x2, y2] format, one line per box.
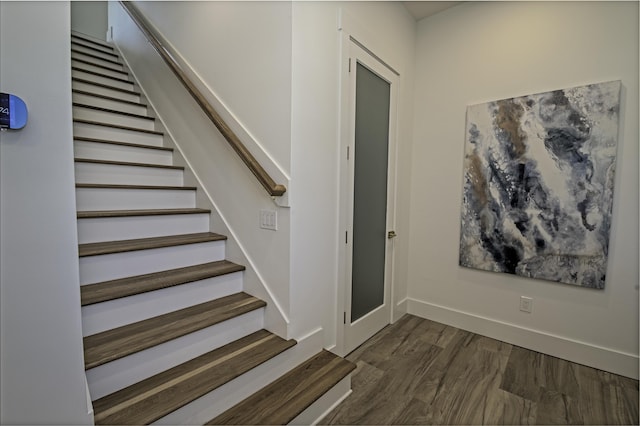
[387, 231, 397, 239]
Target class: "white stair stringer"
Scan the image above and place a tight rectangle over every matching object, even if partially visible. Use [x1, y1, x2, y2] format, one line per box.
[86, 308, 264, 400]
[77, 213, 210, 244]
[74, 139, 173, 166]
[79, 240, 226, 284]
[76, 186, 195, 210]
[153, 328, 324, 425]
[81, 271, 244, 336]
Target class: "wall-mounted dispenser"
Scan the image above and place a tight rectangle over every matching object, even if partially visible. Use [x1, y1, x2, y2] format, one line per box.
[0, 92, 28, 130]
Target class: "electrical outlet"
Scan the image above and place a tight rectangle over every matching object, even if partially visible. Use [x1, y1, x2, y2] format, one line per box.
[519, 296, 533, 313]
[260, 209, 277, 231]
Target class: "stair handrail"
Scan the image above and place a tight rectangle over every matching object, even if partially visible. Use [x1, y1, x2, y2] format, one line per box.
[119, 1, 286, 197]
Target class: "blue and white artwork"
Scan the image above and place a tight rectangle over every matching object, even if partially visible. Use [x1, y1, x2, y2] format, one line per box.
[459, 81, 621, 289]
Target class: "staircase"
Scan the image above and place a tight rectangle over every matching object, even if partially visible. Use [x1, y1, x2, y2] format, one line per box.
[71, 31, 355, 425]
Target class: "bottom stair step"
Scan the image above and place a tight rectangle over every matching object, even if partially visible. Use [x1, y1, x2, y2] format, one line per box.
[208, 350, 356, 425]
[93, 329, 296, 425]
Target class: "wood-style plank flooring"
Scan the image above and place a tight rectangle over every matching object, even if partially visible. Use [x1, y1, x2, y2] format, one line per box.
[321, 315, 638, 425]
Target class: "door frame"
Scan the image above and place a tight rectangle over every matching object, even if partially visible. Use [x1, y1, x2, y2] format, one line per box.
[336, 12, 400, 356]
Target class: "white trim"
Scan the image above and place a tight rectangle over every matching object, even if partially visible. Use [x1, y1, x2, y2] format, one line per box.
[349, 36, 399, 77]
[85, 376, 94, 416]
[407, 297, 639, 379]
[393, 297, 408, 323]
[338, 10, 401, 355]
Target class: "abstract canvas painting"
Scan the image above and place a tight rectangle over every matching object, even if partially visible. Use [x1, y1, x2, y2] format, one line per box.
[459, 81, 621, 288]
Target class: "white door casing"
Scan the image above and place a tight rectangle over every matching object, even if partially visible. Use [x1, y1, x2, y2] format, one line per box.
[339, 37, 399, 355]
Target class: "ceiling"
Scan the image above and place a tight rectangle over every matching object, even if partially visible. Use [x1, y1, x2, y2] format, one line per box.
[402, 1, 463, 21]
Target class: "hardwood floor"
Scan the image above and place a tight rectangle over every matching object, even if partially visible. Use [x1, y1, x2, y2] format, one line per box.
[321, 315, 638, 425]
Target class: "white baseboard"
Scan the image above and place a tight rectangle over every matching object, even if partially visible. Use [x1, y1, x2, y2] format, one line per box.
[407, 298, 639, 379]
[393, 297, 408, 323]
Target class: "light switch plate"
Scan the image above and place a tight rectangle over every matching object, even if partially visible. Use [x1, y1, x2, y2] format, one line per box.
[260, 210, 277, 231]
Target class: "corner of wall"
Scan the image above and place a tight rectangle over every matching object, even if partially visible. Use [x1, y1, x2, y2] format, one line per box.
[408, 0, 639, 378]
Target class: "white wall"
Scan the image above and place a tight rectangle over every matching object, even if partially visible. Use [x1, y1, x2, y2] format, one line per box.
[289, 1, 416, 349]
[130, 0, 293, 175]
[408, 1, 639, 378]
[71, 1, 108, 40]
[0, 2, 92, 423]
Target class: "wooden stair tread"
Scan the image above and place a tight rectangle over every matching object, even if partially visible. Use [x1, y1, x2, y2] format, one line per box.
[92, 329, 296, 425]
[73, 136, 171, 152]
[73, 89, 146, 108]
[73, 118, 161, 135]
[70, 40, 115, 56]
[75, 157, 181, 170]
[71, 33, 114, 50]
[81, 260, 245, 306]
[71, 41, 119, 58]
[79, 232, 226, 257]
[71, 59, 128, 76]
[84, 292, 266, 369]
[73, 102, 154, 120]
[72, 78, 141, 96]
[78, 208, 210, 219]
[76, 183, 193, 190]
[71, 48, 123, 66]
[71, 67, 132, 85]
[208, 350, 356, 425]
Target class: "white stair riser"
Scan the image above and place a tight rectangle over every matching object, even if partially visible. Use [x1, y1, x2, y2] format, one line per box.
[71, 51, 124, 72]
[73, 106, 155, 131]
[71, 36, 115, 53]
[72, 80, 140, 103]
[72, 60, 128, 80]
[73, 121, 163, 146]
[71, 43, 120, 60]
[73, 92, 147, 116]
[79, 240, 226, 284]
[82, 272, 243, 336]
[153, 334, 320, 426]
[76, 187, 195, 211]
[71, 39, 115, 56]
[78, 214, 210, 244]
[86, 309, 264, 400]
[75, 162, 182, 186]
[74, 140, 172, 165]
[72, 69, 134, 91]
